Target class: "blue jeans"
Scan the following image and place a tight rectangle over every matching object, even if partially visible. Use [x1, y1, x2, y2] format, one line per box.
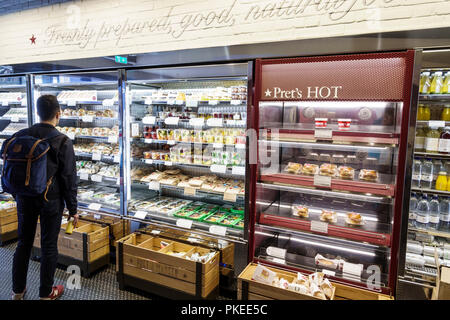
[12, 196, 64, 297]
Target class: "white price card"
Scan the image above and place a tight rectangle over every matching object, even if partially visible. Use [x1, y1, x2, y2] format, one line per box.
[236, 120, 246, 126]
[226, 120, 236, 126]
[223, 192, 237, 202]
[82, 115, 94, 123]
[210, 164, 227, 174]
[116, 177, 121, 185]
[314, 129, 333, 139]
[167, 140, 176, 145]
[1, 101, 8, 107]
[206, 118, 223, 127]
[67, 132, 75, 140]
[310, 221, 328, 234]
[21, 100, 27, 107]
[165, 161, 173, 166]
[148, 181, 160, 191]
[144, 99, 152, 105]
[142, 116, 156, 125]
[167, 99, 176, 105]
[176, 100, 184, 105]
[102, 99, 114, 107]
[176, 219, 193, 229]
[186, 100, 198, 107]
[164, 117, 179, 125]
[267, 246, 287, 259]
[189, 118, 204, 127]
[94, 214, 101, 220]
[342, 262, 363, 278]
[67, 100, 77, 107]
[108, 136, 118, 144]
[88, 203, 102, 211]
[80, 173, 89, 181]
[314, 174, 331, 188]
[208, 100, 219, 105]
[232, 166, 245, 176]
[272, 258, 286, 265]
[429, 121, 445, 128]
[91, 174, 103, 183]
[184, 187, 197, 196]
[151, 230, 161, 235]
[187, 236, 200, 243]
[236, 143, 246, 149]
[230, 100, 241, 105]
[113, 155, 120, 163]
[213, 143, 224, 149]
[144, 139, 153, 144]
[11, 116, 19, 123]
[144, 159, 153, 164]
[134, 211, 148, 219]
[131, 123, 140, 138]
[209, 225, 227, 236]
[92, 153, 102, 161]
[322, 269, 336, 277]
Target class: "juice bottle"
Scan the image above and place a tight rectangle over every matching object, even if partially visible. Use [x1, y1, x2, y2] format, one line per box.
[436, 171, 448, 191]
[442, 72, 450, 94]
[415, 127, 426, 152]
[430, 71, 444, 94]
[425, 126, 440, 153]
[420, 72, 431, 94]
[417, 104, 425, 121]
[447, 175, 450, 191]
[441, 106, 450, 121]
[439, 127, 450, 154]
[422, 104, 431, 121]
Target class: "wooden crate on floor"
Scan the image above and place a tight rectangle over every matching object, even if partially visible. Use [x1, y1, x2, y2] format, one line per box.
[78, 213, 130, 248]
[238, 263, 335, 300]
[116, 233, 220, 299]
[0, 206, 18, 245]
[33, 219, 110, 277]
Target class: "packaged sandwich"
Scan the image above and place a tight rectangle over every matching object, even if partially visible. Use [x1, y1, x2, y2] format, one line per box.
[338, 166, 355, 180]
[292, 205, 309, 218]
[345, 212, 365, 226]
[359, 169, 378, 182]
[285, 162, 302, 174]
[319, 163, 338, 177]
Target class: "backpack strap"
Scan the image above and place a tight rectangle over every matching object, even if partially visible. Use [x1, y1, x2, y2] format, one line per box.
[25, 139, 45, 186]
[2, 137, 16, 177]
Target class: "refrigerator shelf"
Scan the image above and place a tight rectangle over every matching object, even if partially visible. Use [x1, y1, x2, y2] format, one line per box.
[261, 129, 399, 145]
[408, 227, 450, 239]
[411, 187, 450, 196]
[419, 94, 450, 102]
[414, 151, 450, 159]
[260, 172, 395, 197]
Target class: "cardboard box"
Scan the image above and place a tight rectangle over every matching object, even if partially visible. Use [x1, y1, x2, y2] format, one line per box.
[117, 233, 220, 298]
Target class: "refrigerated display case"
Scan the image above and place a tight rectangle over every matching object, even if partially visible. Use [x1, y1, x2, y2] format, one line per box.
[249, 51, 416, 295]
[33, 71, 123, 216]
[122, 63, 252, 278]
[398, 52, 450, 295]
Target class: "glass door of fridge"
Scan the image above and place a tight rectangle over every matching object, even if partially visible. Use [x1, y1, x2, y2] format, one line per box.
[124, 63, 250, 245]
[33, 71, 122, 217]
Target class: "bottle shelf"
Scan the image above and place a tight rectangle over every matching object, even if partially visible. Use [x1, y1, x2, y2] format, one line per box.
[419, 94, 450, 102]
[409, 227, 450, 239]
[414, 151, 450, 159]
[411, 187, 450, 196]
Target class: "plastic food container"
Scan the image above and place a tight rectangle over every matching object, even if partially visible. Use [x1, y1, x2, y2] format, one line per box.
[337, 119, 352, 131]
[315, 118, 328, 128]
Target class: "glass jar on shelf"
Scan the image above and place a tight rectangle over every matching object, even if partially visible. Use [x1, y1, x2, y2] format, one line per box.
[442, 106, 450, 121]
[415, 127, 426, 152]
[420, 72, 431, 94]
[438, 127, 450, 154]
[443, 72, 450, 94]
[430, 71, 444, 94]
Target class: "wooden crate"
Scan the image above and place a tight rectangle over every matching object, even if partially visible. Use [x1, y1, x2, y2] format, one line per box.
[33, 219, 110, 277]
[79, 213, 130, 248]
[238, 263, 335, 300]
[117, 233, 220, 299]
[332, 282, 393, 300]
[0, 206, 18, 245]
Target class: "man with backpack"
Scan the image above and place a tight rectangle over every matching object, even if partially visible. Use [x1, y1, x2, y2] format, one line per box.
[1, 95, 78, 300]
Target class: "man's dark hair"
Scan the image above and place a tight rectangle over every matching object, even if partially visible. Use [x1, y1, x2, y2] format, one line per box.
[37, 95, 60, 121]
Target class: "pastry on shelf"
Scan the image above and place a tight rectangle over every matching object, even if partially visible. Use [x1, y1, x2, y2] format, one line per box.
[301, 163, 318, 175]
[338, 166, 355, 180]
[320, 209, 337, 223]
[285, 162, 302, 174]
[359, 169, 378, 182]
[314, 254, 342, 270]
[345, 212, 364, 226]
[319, 163, 337, 177]
[292, 205, 309, 218]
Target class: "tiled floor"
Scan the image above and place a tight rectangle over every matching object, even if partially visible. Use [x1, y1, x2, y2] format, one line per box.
[0, 242, 149, 300]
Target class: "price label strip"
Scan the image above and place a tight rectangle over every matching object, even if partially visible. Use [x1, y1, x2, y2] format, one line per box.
[266, 246, 287, 259]
[92, 153, 102, 161]
[134, 211, 148, 219]
[142, 116, 156, 125]
[148, 181, 160, 191]
[91, 174, 103, 183]
[223, 192, 237, 202]
[209, 225, 227, 236]
[80, 173, 89, 181]
[232, 166, 245, 176]
[314, 129, 333, 140]
[108, 136, 118, 144]
[82, 115, 94, 123]
[184, 187, 197, 196]
[210, 164, 227, 174]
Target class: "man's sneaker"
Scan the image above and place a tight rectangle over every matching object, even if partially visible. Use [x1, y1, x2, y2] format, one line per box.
[40, 285, 64, 300]
[11, 288, 26, 300]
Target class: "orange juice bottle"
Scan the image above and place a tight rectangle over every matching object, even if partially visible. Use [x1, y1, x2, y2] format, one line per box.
[436, 172, 448, 191]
